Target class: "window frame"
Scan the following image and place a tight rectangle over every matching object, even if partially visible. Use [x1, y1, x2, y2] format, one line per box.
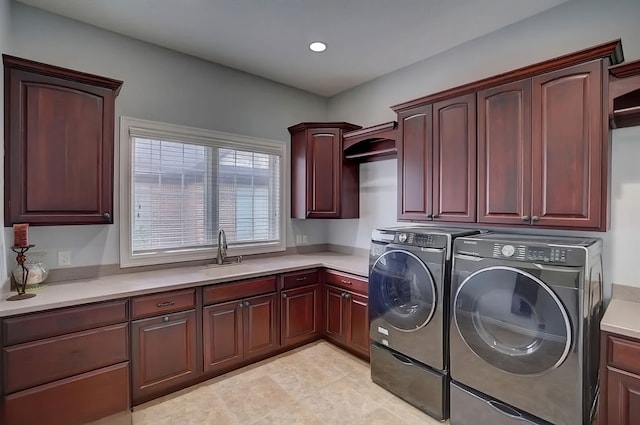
[119, 116, 287, 268]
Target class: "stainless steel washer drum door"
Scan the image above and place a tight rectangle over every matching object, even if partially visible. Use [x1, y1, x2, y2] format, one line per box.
[453, 266, 571, 375]
[369, 250, 436, 331]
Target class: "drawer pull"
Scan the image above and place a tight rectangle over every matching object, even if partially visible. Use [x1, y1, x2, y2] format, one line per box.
[296, 276, 308, 281]
[340, 279, 352, 285]
[156, 301, 176, 308]
[282, 293, 287, 298]
[163, 316, 169, 322]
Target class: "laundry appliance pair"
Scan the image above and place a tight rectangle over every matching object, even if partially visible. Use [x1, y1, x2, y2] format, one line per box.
[368, 227, 603, 425]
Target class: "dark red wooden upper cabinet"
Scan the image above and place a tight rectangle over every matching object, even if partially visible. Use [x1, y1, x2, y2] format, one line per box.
[3, 55, 122, 226]
[288, 122, 361, 219]
[531, 59, 605, 229]
[432, 93, 476, 223]
[397, 105, 432, 221]
[477, 79, 532, 225]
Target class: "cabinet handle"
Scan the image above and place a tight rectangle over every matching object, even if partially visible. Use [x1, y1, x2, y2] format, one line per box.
[163, 316, 169, 322]
[341, 292, 346, 298]
[102, 212, 111, 221]
[432, 214, 439, 219]
[340, 279, 352, 285]
[531, 215, 539, 222]
[296, 276, 308, 281]
[345, 293, 351, 300]
[244, 301, 249, 307]
[521, 215, 530, 222]
[239, 302, 243, 308]
[426, 213, 433, 220]
[282, 293, 287, 298]
[156, 301, 176, 308]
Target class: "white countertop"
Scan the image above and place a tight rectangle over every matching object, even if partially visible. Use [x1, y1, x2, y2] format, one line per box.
[601, 298, 640, 340]
[0, 252, 368, 318]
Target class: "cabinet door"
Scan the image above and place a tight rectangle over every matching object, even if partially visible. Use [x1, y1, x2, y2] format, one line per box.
[531, 60, 604, 229]
[607, 367, 640, 425]
[346, 292, 370, 358]
[243, 293, 278, 360]
[4, 57, 121, 225]
[477, 79, 532, 225]
[131, 310, 197, 404]
[306, 129, 341, 218]
[397, 105, 432, 220]
[433, 94, 477, 222]
[281, 284, 321, 348]
[324, 286, 347, 344]
[203, 300, 243, 373]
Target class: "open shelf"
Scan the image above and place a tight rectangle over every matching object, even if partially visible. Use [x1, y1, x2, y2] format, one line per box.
[609, 59, 640, 128]
[343, 121, 397, 162]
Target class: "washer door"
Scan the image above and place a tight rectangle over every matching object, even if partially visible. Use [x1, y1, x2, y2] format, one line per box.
[370, 249, 437, 331]
[453, 266, 571, 375]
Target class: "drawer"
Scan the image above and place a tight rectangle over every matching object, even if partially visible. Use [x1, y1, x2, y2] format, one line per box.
[608, 334, 640, 375]
[3, 362, 130, 425]
[4, 323, 129, 394]
[281, 269, 320, 290]
[324, 270, 368, 295]
[131, 288, 196, 320]
[203, 276, 276, 305]
[3, 300, 128, 345]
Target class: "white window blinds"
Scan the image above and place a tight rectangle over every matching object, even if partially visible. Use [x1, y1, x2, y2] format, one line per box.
[120, 117, 285, 267]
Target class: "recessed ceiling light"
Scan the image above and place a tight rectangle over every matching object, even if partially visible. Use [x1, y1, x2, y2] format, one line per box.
[309, 42, 327, 53]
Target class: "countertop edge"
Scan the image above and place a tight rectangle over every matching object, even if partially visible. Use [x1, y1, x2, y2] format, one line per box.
[601, 298, 640, 340]
[0, 253, 368, 318]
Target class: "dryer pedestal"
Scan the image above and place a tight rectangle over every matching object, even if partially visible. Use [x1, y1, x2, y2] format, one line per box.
[370, 343, 448, 420]
[450, 382, 551, 425]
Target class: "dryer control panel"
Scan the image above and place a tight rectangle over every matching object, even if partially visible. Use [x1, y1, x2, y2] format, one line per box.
[455, 238, 589, 267]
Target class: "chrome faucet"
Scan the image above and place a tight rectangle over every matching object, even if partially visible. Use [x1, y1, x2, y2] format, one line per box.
[216, 228, 227, 265]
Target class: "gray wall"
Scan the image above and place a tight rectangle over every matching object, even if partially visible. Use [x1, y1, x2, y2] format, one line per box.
[325, 0, 640, 297]
[4, 3, 328, 275]
[0, 0, 11, 288]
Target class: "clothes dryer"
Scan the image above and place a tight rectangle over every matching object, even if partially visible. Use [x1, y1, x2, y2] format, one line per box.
[449, 233, 603, 425]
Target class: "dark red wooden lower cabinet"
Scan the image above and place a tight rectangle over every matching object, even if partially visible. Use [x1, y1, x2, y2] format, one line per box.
[3, 362, 130, 425]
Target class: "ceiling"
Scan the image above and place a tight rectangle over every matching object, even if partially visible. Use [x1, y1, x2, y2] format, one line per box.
[17, 0, 571, 97]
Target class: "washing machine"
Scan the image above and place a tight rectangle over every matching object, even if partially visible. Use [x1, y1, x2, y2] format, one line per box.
[368, 226, 479, 420]
[449, 233, 603, 425]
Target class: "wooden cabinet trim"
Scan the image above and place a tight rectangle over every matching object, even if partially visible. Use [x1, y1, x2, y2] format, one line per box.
[391, 39, 622, 112]
[2, 300, 128, 345]
[203, 276, 276, 305]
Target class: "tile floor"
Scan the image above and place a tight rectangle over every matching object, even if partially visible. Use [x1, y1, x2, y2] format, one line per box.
[131, 341, 446, 425]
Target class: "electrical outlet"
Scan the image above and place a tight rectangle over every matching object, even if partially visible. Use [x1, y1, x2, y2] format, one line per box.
[58, 251, 71, 267]
[302, 235, 308, 244]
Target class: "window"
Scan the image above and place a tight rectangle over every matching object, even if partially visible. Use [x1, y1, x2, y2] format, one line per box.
[120, 117, 286, 267]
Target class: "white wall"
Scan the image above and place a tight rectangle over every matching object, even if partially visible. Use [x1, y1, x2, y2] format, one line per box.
[0, 0, 11, 290]
[326, 0, 640, 297]
[5, 3, 328, 272]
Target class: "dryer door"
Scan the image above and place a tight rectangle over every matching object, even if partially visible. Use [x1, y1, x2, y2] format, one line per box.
[369, 249, 437, 331]
[453, 266, 572, 375]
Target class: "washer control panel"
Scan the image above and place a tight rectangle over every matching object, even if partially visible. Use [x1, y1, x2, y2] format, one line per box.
[526, 247, 568, 263]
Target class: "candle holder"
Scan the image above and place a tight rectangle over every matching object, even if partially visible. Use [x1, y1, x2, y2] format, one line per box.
[8, 245, 37, 301]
